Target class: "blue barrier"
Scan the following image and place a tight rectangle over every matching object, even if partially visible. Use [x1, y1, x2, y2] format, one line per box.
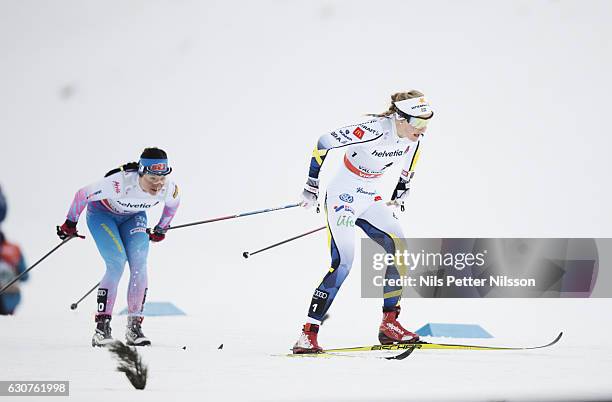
[118, 302, 186, 317]
[416, 323, 493, 338]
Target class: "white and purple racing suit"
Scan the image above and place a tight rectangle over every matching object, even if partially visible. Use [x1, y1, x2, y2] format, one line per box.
[65, 169, 180, 318]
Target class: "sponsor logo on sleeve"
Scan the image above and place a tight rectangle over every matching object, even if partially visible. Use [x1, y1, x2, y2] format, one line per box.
[113, 181, 121, 194]
[87, 190, 102, 199]
[353, 127, 365, 139]
[331, 131, 350, 145]
[172, 184, 179, 199]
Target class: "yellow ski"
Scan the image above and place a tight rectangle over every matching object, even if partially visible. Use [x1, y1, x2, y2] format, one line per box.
[324, 332, 563, 353]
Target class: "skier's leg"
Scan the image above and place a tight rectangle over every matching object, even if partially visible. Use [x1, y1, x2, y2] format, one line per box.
[119, 212, 149, 318]
[119, 212, 151, 346]
[293, 194, 360, 353]
[357, 202, 418, 344]
[86, 210, 127, 317]
[357, 202, 408, 309]
[306, 198, 358, 324]
[86, 209, 127, 346]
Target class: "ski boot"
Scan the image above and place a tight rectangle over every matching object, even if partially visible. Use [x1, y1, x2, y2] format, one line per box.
[378, 306, 419, 345]
[92, 314, 114, 347]
[126, 316, 151, 346]
[292, 323, 323, 354]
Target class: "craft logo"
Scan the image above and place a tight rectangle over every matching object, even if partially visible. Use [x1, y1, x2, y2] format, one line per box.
[353, 127, 364, 139]
[150, 163, 167, 172]
[113, 181, 121, 194]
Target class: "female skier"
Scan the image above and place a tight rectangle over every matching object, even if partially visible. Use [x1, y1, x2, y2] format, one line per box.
[293, 90, 434, 353]
[57, 147, 180, 347]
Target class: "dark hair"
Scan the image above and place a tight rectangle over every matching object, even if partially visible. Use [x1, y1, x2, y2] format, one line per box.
[140, 147, 168, 160]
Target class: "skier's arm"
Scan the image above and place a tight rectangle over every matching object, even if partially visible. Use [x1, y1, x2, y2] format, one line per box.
[66, 174, 123, 223]
[391, 141, 422, 204]
[156, 182, 180, 230]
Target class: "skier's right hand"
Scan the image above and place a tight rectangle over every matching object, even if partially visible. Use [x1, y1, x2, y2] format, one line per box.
[56, 219, 80, 240]
[300, 178, 319, 209]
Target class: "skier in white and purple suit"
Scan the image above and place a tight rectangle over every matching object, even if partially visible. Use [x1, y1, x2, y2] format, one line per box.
[57, 147, 180, 347]
[293, 91, 434, 353]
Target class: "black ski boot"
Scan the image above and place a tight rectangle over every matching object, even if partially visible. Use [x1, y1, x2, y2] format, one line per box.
[125, 316, 151, 346]
[92, 314, 114, 347]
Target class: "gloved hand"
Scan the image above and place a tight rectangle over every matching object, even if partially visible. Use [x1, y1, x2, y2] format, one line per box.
[148, 225, 166, 242]
[300, 177, 319, 210]
[56, 219, 79, 240]
[391, 178, 410, 212]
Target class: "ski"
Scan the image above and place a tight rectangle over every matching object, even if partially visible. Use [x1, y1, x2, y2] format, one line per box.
[280, 351, 410, 360]
[323, 332, 563, 354]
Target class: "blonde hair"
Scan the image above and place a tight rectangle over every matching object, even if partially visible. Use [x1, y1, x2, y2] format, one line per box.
[368, 90, 425, 117]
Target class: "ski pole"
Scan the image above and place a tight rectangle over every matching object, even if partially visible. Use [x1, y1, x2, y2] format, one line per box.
[241, 201, 400, 259]
[70, 281, 100, 310]
[160, 202, 301, 232]
[242, 225, 326, 259]
[0, 235, 83, 296]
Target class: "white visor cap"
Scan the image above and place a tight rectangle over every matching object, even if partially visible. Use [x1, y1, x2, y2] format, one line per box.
[394, 96, 434, 117]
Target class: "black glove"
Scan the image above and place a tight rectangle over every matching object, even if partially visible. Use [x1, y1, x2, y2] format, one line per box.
[391, 178, 410, 211]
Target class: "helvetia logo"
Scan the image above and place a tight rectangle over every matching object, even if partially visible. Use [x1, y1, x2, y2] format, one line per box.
[117, 201, 159, 209]
[371, 149, 403, 158]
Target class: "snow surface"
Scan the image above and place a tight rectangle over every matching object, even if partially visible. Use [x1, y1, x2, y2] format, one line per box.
[2, 299, 612, 401]
[1, 0, 612, 401]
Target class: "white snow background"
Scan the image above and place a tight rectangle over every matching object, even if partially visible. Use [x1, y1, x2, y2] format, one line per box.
[1, 1, 611, 401]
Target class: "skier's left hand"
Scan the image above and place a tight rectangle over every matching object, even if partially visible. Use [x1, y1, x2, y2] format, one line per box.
[391, 178, 410, 212]
[148, 225, 166, 242]
[56, 219, 83, 240]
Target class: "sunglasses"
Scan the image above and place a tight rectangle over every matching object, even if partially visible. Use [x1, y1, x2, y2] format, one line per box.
[396, 109, 433, 129]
